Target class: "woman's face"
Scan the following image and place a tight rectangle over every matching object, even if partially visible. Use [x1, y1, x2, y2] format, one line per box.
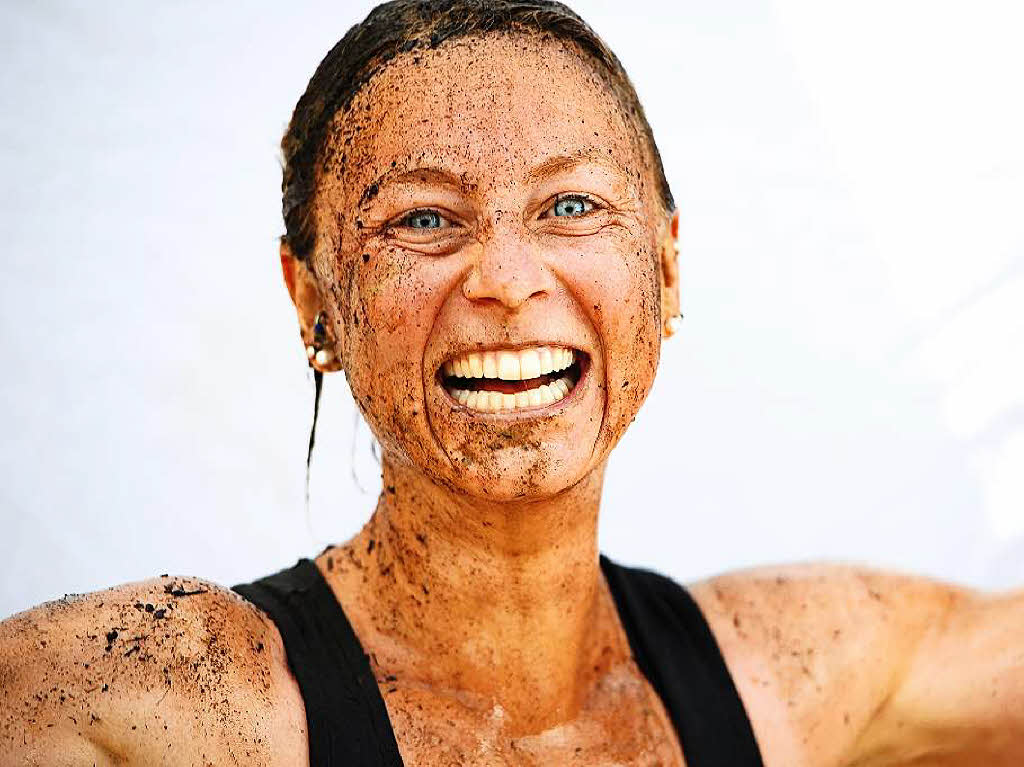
[306, 33, 677, 502]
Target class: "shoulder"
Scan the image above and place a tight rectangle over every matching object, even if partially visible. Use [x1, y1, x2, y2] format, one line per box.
[0, 574, 308, 765]
[687, 562, 966, 766]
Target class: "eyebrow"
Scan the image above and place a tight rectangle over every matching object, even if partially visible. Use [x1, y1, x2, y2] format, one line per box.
[358, 167, 462, 207]
[357, 149, 635, 207]
[524, 149, 634, 186]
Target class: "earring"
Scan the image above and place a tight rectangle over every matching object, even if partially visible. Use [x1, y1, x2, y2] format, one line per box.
[665, 313, 683, 337]
[305, 311, 334, 366]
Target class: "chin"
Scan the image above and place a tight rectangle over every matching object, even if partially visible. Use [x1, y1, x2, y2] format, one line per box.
[441, 437, 596, 503]
[421, 344, 606, 501]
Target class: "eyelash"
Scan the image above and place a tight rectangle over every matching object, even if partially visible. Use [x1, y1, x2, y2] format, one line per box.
[545, 193, 599, 219]
[388, 193, 601, 230]
[393, 208, 452, 230]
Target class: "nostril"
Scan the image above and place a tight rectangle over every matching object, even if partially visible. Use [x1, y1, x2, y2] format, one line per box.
[462, 245, 553, 309]
[463, 274, 544, 309]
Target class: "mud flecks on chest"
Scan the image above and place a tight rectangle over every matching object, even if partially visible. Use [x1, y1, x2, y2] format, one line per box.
[380, 662, 685, 767]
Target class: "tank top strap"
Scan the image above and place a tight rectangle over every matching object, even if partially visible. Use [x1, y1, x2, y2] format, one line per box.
[231, 558, 404, 767]
[599, 553, 765, 767]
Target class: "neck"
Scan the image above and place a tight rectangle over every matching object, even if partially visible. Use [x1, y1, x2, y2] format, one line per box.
[332, 454, 616, 734]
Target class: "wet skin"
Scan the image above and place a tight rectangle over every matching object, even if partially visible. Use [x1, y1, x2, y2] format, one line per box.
[5, 30, 1024, 767]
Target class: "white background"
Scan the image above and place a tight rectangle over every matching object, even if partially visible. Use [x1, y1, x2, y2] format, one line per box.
[2, 0, 1022, 619]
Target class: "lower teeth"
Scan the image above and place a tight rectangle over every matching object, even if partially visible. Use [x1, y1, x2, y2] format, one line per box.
[449, 375, 574, 412]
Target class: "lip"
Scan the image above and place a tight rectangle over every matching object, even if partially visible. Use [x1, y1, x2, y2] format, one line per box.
[435, 346, 591, 417]
[437, 342, 586, 364]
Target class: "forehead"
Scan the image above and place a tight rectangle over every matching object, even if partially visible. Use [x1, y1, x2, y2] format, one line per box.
[322, 32, 644, 199]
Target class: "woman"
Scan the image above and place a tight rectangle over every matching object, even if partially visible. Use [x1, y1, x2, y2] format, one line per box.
[2, 1, 1022, 765]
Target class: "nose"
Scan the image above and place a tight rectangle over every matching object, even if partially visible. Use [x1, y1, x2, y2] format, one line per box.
[462, 229, 554, 310]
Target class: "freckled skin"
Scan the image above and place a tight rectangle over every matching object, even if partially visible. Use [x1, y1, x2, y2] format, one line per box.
[4, 29, 1024, 767]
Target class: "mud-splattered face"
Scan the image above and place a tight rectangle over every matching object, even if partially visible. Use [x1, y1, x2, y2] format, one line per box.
[311, 33, 669, 501]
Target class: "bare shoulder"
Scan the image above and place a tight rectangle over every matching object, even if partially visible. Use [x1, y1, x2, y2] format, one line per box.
[688, 562, 967, 767]
[0, 574, 308, 766]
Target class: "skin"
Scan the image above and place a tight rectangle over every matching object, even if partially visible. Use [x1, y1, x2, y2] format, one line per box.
[3, 30, 1024, 767]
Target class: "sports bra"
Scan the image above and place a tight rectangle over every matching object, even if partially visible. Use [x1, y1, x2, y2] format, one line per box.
[231, 553, 763, 766]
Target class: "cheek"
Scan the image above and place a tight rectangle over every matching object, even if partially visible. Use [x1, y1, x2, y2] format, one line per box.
[617, 247, 661, 384]
[603, 247, 661, 445]
[557, 236, 661, 442]
[337, 246, 453, 450]
[353, 250, 435, 355]
[558, 236, 660, 370]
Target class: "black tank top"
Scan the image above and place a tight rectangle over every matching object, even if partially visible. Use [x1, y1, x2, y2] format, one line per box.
[231, 554, 763, 766]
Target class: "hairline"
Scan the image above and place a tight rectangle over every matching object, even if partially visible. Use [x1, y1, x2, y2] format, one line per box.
[303, 28, 669, 275]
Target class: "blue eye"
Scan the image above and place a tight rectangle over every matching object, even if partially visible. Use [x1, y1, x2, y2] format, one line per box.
[401, 209, 445, 229]
[551, 195, 594, 217]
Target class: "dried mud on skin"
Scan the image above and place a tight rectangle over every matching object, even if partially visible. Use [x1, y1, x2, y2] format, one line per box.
[3, 28, 676, 767]
[306, 33, 666, 504]
[1, 576, 279, 764]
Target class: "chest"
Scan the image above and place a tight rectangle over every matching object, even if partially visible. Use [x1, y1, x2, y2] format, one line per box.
[377, 663, 687, 767]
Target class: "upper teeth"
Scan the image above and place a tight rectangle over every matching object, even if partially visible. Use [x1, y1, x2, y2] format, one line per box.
[443, 347, 575, 380]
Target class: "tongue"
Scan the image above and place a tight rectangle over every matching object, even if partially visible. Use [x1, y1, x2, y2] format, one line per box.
[462, 373, 558, 393]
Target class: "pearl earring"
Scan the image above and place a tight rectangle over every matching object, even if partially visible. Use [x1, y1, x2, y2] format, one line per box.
[665, 313, 683, 337]
[307, 311, 334, 366]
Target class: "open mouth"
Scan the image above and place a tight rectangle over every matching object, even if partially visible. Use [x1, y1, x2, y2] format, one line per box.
[438, 346, 586, 413]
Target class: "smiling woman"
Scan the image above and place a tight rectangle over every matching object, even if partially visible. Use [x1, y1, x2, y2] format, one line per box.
[3, 1, 1024, 766]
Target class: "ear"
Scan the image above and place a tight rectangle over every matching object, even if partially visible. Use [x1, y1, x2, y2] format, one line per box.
[280, 240, 342, 371]
[659, 209, 681, 336]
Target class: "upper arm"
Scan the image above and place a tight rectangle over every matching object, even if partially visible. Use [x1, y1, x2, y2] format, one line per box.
[689, 563, 958, 767]
[0, 575, 306, 766]
[859, 585, 1024, 765]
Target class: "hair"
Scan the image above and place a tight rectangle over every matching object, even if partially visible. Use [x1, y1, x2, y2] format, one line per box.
[281, 0, 676, 264]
